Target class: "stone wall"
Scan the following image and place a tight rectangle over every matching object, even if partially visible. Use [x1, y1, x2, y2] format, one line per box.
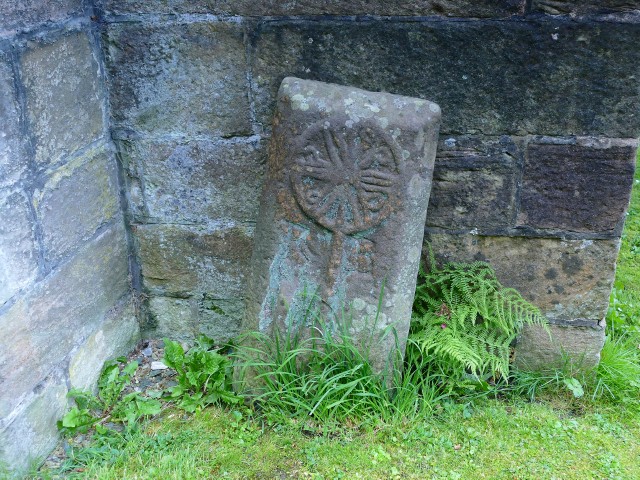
[0, 1, 138, 474]
[2, 0, 639, 473]
[99, 0, 638, 368]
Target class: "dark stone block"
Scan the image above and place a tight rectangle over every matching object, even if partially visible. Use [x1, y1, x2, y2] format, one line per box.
[518, 138, 637, 233]
[426, 136, 519, 229]
[532, 0, 640, 15]
[98, 0, 525, 17]
[250, 18, 640, 137]
[104, 22, 251, 138]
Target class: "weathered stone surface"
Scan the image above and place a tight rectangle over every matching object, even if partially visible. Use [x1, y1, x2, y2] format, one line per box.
[0, 0, 83, 36]
[515, 323, 606, 370]
[119, 138, 266, 224]
[426, 136, 519, 230]
[0, 371, 67, 477]
[425, 233, 619, 324]
[0, 189, 38, 306]
[243, 78, 440, 371]
[0, 52, 28, 190]
[104, 23, 251, 138]
[147, 297, 199, 343]
[0, 222, 129, 419]
[98, 0, 525, 17]
[250, 19, 640, 137]
[134, 223, 254, 298]
[518, 138, 637, 234]
[21, 31, 104, 166]
[35, 147, 120, 264]
[69, 296, 140, 392]
[532, 0, 640, 15]
[145, 295, 244, 344]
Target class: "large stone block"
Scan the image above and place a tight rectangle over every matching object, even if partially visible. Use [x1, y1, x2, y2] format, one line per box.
[20, 31, 104, 167]
[425, 233, 619, 325]
[35, 147, 120, 264]
[68, 296, 140, 392]
[517, 138, 637, 235]
[104, 22, 251, 138]
[0, 0, 83, 36]
[98, 0, 525, 17]
[146, 295, 244, 344]
[134, 223, 254, 298]
[0, 189, 38, 306]
[0, 371, 67, 477]
[515, 323, 605, 370]
[532, 0, 640, 15]
[119, 138, 266, 224]
[243, 78, 440, 372]
[0, 52, 28, 190]
[250, 19, 640, 137]
[426, 136, 519, 230]
[0, 222, 129, 419]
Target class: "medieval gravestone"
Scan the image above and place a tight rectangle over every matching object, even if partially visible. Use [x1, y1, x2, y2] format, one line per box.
[242, 77, 441, 373]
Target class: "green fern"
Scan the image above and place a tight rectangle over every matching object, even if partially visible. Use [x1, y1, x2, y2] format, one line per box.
[409, 246, 548, 382]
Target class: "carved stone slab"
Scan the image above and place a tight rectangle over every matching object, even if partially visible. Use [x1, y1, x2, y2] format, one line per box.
[243, 77, 441, 372]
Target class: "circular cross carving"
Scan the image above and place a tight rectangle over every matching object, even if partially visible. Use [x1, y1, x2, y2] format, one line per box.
[291, 118, 403, 235]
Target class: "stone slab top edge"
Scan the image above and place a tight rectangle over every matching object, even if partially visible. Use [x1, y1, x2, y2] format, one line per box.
[278, 76, 441, 130]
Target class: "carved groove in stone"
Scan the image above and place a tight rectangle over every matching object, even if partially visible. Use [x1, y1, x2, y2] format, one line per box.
[289, 118, 402, 293]
[291, 119, 403, 235]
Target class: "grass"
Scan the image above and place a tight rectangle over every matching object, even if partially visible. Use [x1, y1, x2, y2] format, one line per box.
[35, 400, 640, 479]
[31, 162, 640, 480]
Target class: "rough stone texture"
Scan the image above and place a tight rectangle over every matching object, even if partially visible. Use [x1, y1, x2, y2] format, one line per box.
[146, 295, 243, 344]
[425, 233, 619, 325]
[0, 189, 39, 306]
[68, 297, 140, 392]
[104, 22, 251, 138]
[119, 138, 266, 224]
[134, 223, 254, 298]
[243, 78, 440, 371]
[0, 52, 28, 190]
[0, 372, 67, 476]
[517, 138, 637, 234]
[532, 0, 640, 15]
[0, 0, 84, 36]
[250, 19, 640, 137]
[515, 324, 606, 370]
[21, 31, 104, 167]
[35, 147, 120, 265]
[0, 222, 129, 420]
[98, 0, 526, 17]
[427, 136, 519, 230]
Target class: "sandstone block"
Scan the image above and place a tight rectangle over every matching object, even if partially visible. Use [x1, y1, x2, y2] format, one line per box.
[518, 138, 637, 234]
[0, 52, 28, 189]
[0, 189, 38, 306]
[21, 31, 104, 166]
[515, 323, 606, 370]
[105, 23, 251, 138]
[68, 296, 140, 392]
[0, 222, 129, 419]
[35, 147, 120, 264]
[250, 19, 640, 137]
[99, 0, 525, 17]
[532, 0, 639, 15]
[134, 223, 254, 298]
[119, 138, 266, 224]
[243, 78, 440, 371]
[146, 295, 244, 344]
[0, 0, 83, 36]
[427, 136, 519, 230]
[0, 371, 67, 477]
[425, 233, 619, 325]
